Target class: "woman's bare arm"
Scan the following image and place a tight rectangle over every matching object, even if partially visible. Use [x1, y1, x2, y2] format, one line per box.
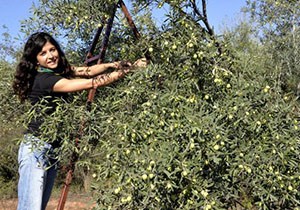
[53, 69, 129, 92]
[58, 58, 148, 92]
[72, 61, 131, 77]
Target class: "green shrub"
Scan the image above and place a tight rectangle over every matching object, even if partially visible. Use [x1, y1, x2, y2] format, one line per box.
[6, 1, 299, 208]
[87, 65, 299, 209]
[0, 61, 23, 198]
[32, 23, 300, 209]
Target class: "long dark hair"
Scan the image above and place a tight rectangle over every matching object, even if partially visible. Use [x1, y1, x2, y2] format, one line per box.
[12, 32, 72, 103]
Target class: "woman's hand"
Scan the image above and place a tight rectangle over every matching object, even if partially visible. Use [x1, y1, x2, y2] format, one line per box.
[112, 61, 132, 69]
[133, 58, 148, 68]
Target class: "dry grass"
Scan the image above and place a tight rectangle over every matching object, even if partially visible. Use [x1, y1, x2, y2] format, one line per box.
[0, 194, 95, 210]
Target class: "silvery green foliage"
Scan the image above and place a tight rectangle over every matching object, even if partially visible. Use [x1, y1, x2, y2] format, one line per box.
[0, 60, 24, 198]
[9, 0, 300, 208]
[246, 0, 300, 94]
[30, 19, 300, 209]
[20, 0, 158, 64]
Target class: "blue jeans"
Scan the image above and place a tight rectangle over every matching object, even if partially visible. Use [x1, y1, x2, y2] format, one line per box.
[17, 134, 58, 210]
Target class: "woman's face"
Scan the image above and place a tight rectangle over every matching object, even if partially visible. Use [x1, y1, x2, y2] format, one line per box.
[36, 41, 60, 69]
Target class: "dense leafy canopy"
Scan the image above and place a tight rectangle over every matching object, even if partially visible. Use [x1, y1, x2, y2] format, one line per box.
[0, 0, 299, 209]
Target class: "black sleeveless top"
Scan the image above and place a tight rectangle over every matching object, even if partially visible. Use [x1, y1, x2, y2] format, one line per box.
[26, 72, 68, 147]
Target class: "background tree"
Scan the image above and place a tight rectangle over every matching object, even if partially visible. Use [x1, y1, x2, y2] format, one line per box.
[0, 31, 25, 198]
[246, 0, 300, 94]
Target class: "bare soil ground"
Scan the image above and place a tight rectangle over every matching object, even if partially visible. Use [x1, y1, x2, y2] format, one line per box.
[0, 194, 96, 210]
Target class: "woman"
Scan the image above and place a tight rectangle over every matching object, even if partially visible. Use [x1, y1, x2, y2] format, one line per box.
[12, 32, 146, 210]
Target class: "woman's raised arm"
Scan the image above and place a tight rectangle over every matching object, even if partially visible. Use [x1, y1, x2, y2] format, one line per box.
[53, 69, 130, 92]
[72, 61, 131, 77]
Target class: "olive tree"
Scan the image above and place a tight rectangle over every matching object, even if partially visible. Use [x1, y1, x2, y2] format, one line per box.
[5, 0, 300, 209]
[246, 0, 300, 94]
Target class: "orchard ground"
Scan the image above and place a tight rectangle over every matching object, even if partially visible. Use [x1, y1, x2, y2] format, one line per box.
[0, 192, 95, 210]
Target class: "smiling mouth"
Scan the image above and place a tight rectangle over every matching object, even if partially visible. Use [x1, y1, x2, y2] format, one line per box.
[47, 59, 58, 65]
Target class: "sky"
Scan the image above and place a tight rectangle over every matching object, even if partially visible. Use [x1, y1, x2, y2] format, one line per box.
[0, 0, 247, 44]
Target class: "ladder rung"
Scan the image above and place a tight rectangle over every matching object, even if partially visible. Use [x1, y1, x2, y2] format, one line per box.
[85, 55, 101, 64]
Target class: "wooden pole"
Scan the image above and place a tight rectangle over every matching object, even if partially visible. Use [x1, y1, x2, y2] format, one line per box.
[119, 0, 151, 61]
[56, 1, 150, 208]
[56, 3, 118, 210]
